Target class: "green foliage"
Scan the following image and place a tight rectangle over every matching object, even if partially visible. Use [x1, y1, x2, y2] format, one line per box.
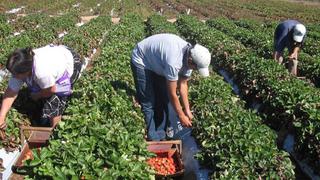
[12, 13, 50, 32]
[47, 11, 80, 33]
[27, 13, 154, 179]
[190, 76, 295, 179]
[175, 15, 295, 179]
[146, 14, 179, 36]
[218, 18, 320, 86]
[176, 15, 320, 173]
[61, 15, 111, 57]
[0, 12, 79, 66]
[0, 23, 13, 39]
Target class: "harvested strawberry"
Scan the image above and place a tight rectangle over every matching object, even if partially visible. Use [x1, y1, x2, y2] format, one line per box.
[22, 149, 33, 162]
[147, 156, 178, 175]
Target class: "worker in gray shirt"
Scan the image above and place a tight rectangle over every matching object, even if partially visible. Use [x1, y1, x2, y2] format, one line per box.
[131, 33, 211, 141]
[273, 20, 306, 75]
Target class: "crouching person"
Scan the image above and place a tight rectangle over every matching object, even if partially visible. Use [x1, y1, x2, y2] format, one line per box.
[131, 33, 211, 141]
[0, 44, 83, 129]
[273, 20, 307, 76]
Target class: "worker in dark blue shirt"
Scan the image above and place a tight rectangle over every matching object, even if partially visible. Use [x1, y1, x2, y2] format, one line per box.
[273, 20, 306, 76]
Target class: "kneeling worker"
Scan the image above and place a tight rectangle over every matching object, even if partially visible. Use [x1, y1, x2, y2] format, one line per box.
[0, 44, 83, 129]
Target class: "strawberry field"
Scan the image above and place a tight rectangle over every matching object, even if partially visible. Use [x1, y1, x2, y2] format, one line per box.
[1, 0, 320, 179]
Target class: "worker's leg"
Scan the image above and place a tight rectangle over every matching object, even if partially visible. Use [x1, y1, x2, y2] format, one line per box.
[50, 115, 62, 128]
[131, 62, 165, 141]
[288, 59, 298, 76]
[41, 95, 68, 128]
[152, 74, 168, 137]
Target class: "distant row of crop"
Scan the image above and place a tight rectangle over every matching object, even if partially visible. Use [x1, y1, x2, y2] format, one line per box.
[175, 15, 320, 174]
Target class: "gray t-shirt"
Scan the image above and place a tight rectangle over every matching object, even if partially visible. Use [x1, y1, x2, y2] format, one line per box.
[274, 20, 305, 53]
[131, 34, 192, 81]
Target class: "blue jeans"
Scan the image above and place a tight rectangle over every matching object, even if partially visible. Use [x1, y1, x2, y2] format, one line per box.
[131, 62, 166, 141]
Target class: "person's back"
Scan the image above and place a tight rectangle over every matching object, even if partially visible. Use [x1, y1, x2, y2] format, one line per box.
[278, 20, 299, 30]
[32, 45, 74, 85]
[274, 20, 300, 53]
[133, 34, 189, 80]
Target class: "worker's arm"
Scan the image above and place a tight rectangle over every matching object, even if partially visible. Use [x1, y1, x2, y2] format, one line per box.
[0, 88, 19, 129]
[288, 46, 300, 76]
[167, 80, 192, 127]
[178, 76, 193, 121]
[289, 46, 300, 60]
[31, 85, 56, 101]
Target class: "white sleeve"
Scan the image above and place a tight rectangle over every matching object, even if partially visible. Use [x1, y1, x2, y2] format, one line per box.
[35, 76, 56, 89]
[8, 77, 24, 92]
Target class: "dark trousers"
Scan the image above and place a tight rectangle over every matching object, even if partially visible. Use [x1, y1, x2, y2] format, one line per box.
[131, 62, 191, 141]
[131, 62, 167, 140]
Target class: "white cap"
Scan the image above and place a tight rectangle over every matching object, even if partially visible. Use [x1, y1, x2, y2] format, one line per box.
[293, 24, 306, 43]
[190, 44, 211, 77]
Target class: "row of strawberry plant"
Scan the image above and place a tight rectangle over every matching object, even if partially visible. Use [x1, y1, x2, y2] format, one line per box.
[0, 15, 104, 152]
[308, 30, 320, 40]
[0, 13, 13, 40]
[239, 1, 320, 23]
[11, 13, 50, 32]
[208, 17, 320, 86]
[0, 12, 79, 66]
[25, 14, 154, 179]
[234, 19, 265, 32]
[233, 18, 275, 37]
[236, 20, 320, 86]
[59, 15, 108, 58]
[0, 8, 26, 151]
[306, 24, 320, 40]
[146, 14, 179, 36]
[235, 19, 320, 44]
[1, 0, 106, 16]
[176, 15, 320, 175]
[190, 73, 295, 179]
[207, 17, 272, 58]
[301, 35, 320, 57]
[233, 19, 320, 86]
[4, 12, 76, 36]
[236, 19, 320, 58]
[146, 15, 295, 178]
